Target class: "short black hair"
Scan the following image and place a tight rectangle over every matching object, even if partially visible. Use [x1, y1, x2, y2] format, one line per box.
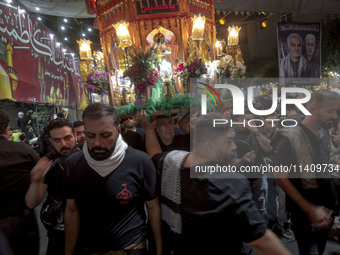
[194, 112, 233, 146]
[46, 118, 74, 137]
[0, 110, 10, 135]
[73, 120, 84, 128]
[82, 103, 120, 127]
[155, 113, 177, 119]
[19, 133, 26, 141]
[306, 90, 340, 109]
[57, 112, 65, 118]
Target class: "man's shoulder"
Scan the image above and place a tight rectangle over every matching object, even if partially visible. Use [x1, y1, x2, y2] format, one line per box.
[279, 125, 304, 137]
[66, 150, 84, 166]
[198, 168, 252, 202]
[281, 54, 290, 63]
[300, 54, 307, 61]
[0, 139, 37, 157]
[124, 146, 151, 162]
[174, 133, 190, 138]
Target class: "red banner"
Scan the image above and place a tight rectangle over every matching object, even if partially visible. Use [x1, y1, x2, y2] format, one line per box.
[0, 1, 88, 109]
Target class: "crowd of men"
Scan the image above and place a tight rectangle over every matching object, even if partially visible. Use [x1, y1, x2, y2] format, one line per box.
[0, 89, 340, 255]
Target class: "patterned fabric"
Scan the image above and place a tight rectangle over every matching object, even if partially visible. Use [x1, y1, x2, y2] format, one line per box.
[279, 126, 318, 189]
[161, 150, 189, 234]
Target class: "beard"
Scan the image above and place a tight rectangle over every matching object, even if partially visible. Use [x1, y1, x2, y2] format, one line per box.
[321, 119, 337, 130]
[214, 150, 233, 164]
[126, 122, 135, 129]
[307, 49, 314, 56]
[56, 146, 74, 157]
[290, 51, 301, 58]
[89, 145, 115, 161]
[78, 138, 85, 145]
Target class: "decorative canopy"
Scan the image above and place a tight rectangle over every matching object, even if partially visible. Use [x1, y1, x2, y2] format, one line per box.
[214, 0, 340, 15]
[17, 0, 340, 18]
[18, 0, 95, 18]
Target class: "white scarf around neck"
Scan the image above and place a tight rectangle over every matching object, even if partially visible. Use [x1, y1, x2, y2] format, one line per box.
[83, 134, 128, 177]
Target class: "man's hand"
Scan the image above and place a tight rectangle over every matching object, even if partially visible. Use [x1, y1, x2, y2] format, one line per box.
[137, 111, 154, 130]
[308, 205, 334, 230]
[246, 121, 259, 133]
[30, 156, 53, 183]
[25, 156, 52, 208]
[242, 151, 256, 164]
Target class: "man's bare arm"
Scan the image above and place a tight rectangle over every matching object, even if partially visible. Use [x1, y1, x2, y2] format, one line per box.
[177, 112, 190, 134]
[25, 157, 52, 208]
[65, 198, 80, 255]
[249, 230, 292, 255]
[145, 198, 162, 255]
[137, 111, 162, 158]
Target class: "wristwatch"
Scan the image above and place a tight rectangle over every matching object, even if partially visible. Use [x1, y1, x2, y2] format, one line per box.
[255, 131, 261, 136]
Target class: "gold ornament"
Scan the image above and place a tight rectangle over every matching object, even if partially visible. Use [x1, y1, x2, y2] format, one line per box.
[153, 31, 165, 45]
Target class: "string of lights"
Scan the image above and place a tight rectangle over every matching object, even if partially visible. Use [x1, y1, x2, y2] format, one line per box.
[6, 0, 101, 53]
[35, 13, 101, 53]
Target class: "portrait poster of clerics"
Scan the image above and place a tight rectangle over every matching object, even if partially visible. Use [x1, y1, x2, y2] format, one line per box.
[0, 1, 88, 110]
[277, 22, 321, 86]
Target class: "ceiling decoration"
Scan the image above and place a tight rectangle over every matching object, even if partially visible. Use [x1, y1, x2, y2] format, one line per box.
[16, 0, 340, 19]
[214, 0, 340, 15]
[18, 0, 95, 18]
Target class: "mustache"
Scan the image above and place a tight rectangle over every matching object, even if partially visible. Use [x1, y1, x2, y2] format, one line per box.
[60, 147, 71, 152]
[90, 146, 109, 153]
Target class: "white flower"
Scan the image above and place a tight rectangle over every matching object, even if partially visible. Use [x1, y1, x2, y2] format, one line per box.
[220, 60, 228, 69]
[215, 55, 246, 78]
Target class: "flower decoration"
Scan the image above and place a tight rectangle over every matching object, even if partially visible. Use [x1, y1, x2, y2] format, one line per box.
[124, 48, 161, 94]
[174, 58, 207, 81]
[86, 69, 110, 95]
[214, 55, 246, 79]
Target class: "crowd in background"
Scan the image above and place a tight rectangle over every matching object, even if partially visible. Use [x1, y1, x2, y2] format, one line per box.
[1, 89, 340, 255]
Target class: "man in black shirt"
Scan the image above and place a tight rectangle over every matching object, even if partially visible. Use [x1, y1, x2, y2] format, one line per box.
[0, 109, 39, 255]
[64, 103, 162, 255]
[15, 111, 28, 134]
[121, 116, 145, 151]
[139, 113, 190, 157]
[275, 90, 340, 254]
[151, 112, 291, 255]
[26, 118, 78, 255]
[154, 115, 190, 152]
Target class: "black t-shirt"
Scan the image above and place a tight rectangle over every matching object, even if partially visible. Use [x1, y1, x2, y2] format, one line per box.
[248, 127, 277, 165]
[66, 147, 157, 253]
[153, 153, 267, 254]
[122, 130, 145, 152]
[15, 117, 28, 133]
[43, 149, 79, 215]
[157, 133, 190, 152]
[0, 136, 38, 218]
[234, 129, 252, 158]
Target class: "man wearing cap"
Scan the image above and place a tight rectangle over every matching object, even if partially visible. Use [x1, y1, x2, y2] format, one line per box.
[15, 112, 28, 134]
[121, 116, 145, 151]
[73, 121, 86, 149]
